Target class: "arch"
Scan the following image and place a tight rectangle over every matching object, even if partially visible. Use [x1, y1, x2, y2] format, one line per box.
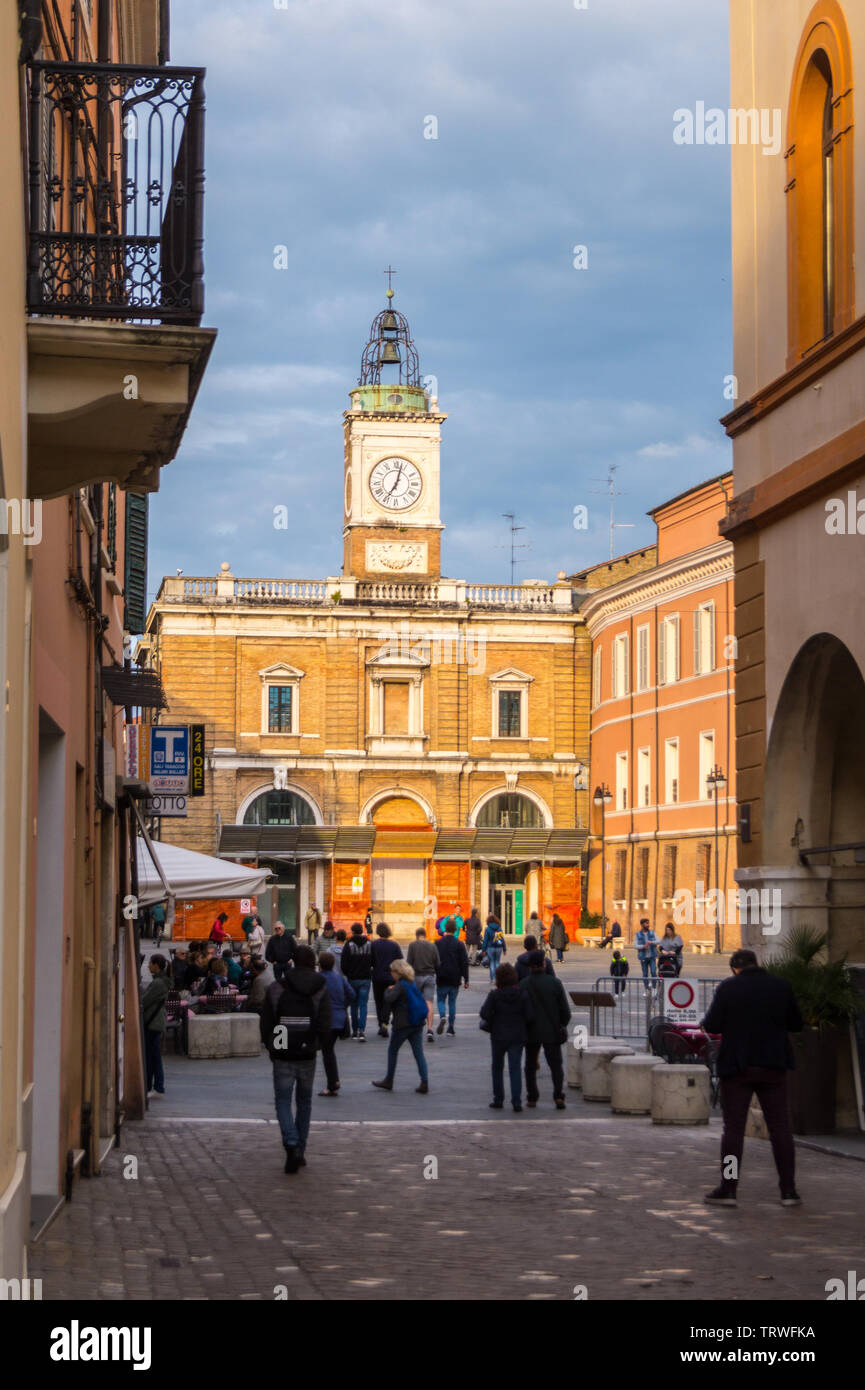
[359, 786, 436, 827]
[237, 781, 322, 825]
[786, 1, 855, 361]
[469, 786, 553, 829]
[763, 633, 865, 865]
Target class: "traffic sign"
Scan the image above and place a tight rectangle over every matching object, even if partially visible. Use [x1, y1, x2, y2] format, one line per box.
[663, 978, 701, 1024]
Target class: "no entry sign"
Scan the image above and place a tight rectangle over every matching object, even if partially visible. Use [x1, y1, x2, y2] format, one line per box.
[663, 978, 701, 1024]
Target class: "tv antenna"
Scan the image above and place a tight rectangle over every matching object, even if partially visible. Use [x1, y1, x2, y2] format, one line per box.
[590, 464, 635, 560]
[497, 513, 530, 584]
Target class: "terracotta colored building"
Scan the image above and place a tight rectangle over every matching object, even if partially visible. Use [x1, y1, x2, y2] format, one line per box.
[575, 475, 737, 947]
[142, 298, 590, 941]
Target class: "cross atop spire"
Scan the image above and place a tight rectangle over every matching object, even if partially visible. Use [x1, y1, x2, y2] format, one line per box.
[383, 264, 397, 298]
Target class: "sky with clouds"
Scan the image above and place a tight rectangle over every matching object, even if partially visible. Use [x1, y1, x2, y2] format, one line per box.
[150, 0, 732, 599]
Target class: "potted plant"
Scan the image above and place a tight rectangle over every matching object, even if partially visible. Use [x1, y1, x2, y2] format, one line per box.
[765, 925, 863, 1134]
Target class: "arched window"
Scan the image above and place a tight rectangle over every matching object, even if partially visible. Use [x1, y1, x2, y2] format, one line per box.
[476, 793, 545, 829]
[243, 790, 316, 826]
[786, 4, 854, 362]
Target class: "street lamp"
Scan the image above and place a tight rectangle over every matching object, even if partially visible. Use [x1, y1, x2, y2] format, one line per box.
[593, 783, 613, 936]
[706, 764, 727, 952]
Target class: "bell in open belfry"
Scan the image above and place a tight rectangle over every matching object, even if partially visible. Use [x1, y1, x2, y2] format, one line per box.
[379, 340, 400, 364]
[381, 311, 398, 333]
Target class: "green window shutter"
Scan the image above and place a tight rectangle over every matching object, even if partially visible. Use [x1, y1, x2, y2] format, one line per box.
[124, 492, 148, 634]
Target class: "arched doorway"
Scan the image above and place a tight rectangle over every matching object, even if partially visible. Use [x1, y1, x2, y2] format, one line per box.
[241, 789, 318, 933]
[760, 633, 865, 962]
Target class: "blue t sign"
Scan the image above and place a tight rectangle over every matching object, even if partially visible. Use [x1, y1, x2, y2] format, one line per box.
[149, 726, 189, 792]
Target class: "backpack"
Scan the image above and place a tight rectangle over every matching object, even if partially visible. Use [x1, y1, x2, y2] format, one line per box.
[272, 981, 323, 1059]
[403, 980, 429, 1028]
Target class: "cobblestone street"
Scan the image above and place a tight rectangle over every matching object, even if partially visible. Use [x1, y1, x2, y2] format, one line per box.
[30, 959, 865, 1302]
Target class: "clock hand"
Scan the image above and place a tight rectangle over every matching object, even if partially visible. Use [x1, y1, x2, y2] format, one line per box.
[387, 463, 405, 495]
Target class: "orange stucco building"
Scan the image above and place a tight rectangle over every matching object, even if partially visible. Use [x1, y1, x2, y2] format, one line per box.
[574, 474, 737, 947]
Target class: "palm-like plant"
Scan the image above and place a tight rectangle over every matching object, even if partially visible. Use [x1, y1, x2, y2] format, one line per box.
[765, 925, 863, 1029]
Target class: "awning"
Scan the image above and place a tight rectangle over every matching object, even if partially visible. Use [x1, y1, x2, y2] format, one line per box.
[136, 838, 273, 906]
[216, 824, 587, 866]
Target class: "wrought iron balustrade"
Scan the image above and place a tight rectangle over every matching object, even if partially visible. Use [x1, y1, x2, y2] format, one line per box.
[26, 60, 205, 324]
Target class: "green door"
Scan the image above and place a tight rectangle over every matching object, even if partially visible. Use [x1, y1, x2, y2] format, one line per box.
[514, 888, 524, 935]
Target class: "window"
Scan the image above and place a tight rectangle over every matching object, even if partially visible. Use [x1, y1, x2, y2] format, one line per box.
[664, 738, 679, 804]
[615, 752, 628, 810]
[693, 602, 716, 675]
[124, 492, 148, 636]
[662, 844, 678, 901]
[699, 731, 715, 800]
[268, 686, 293, 733]
[498, 689, 522, 738]
[635, 846, 649, 901]
[614, 849, 627, 902]
[658, 615, 680, 685]
[260, 663, 304, 735]
[786, 13, 854, 360]
[592, 648, 602, 707]
[636, 624, 650, 692]
[384, 681, 410, 735]
[697, 842, 712, 892]
[243, 790, 316, 825]
[476, 793, 545, 829]
[612, 633, 629, 698]
[637, 746, 651, 807]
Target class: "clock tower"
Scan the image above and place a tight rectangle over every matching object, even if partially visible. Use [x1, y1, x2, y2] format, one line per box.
[343, 290, 446, 581]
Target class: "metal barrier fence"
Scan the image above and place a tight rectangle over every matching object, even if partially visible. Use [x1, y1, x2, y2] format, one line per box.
[586, 977, 722, 1042]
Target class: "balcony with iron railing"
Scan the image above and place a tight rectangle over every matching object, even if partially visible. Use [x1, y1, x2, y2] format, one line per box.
[25, 58, 216, 498]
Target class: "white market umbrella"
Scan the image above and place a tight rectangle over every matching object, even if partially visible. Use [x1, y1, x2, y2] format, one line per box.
[136, 837, 272, 906]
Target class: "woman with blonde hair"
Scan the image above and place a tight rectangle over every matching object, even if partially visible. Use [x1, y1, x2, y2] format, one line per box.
[371, 959, 429, 1094]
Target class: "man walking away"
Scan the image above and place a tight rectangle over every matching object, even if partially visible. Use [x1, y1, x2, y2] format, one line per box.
[407, 926, 440, 1043]
[342, 922, 373, 1040]
[435, 919, 469, 1035]
[515, 935, 555, 982]
[480, 961, 533, 1111]
[548, 913, 567, 963]
[464, 907, 483, 965]
[261, 945, 332, 1173]
[481, 916, 506, 982]
[520, 950, 571, 1109]
[635, 919, 658, 982]
[305, 902, 322, 943]
[265, 920, 296, 983]
[702, 948, 804, 1208]
[370, 923, 403, 1037]
[317, 951, 355, 1096]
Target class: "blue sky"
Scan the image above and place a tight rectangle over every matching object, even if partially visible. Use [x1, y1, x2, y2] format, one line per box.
[150, 0, 732, 599]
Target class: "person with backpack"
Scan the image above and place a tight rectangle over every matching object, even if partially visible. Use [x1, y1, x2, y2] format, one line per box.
[370, 922, 403, 1038]
[260, 944, 332, 1173]
[407, 926, 440, 1043]
[481, 915, 506, 982]
[342, 922, 373, 1040]
[371, 960, 429, 1093]
[317, 951, 356, 1096]
[610, 949, 629, 995]
[520, 950, 572, 1109]
[434, 919, 469, 1036]
[479, 961, 534, 1112]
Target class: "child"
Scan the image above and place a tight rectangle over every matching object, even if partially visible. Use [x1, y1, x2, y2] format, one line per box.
[610, 949, 629, 995]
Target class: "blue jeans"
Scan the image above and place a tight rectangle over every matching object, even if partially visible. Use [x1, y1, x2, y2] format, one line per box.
[639, 956, 657, 981]
[491, 1040, 523, 1104]
[385, 1025, 428, 1084]
[437, 984, 458, 1025]
[349, 978, 371, 1033]
[272, 1058, 315, 1154]
[487, 946, 503, 981]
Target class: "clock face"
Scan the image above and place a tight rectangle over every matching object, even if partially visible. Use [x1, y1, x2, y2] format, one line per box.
[368, 456, 422, 512]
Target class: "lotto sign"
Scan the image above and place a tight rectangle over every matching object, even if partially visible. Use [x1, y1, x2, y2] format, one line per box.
[149, 726, 189, 792]
[141, 792, 187, 818]
[664, 978, 701, 1024]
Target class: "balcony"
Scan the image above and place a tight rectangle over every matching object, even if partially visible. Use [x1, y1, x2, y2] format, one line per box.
[25, 60, 215, 498]
[154, 573, 575, 611]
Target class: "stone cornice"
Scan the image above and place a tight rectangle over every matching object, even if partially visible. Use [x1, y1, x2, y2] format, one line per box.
[578, 543, 733, 631]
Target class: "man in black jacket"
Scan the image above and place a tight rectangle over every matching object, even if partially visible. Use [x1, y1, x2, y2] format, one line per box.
[261, 945, 332, 1173]
[435, 920, 470, 1036]
[265, 920, 296, 983]
[464, 908, 483, 965]
[515, 934, 555, 982]
[342, 922, 374, 1040]
[702, 948, 804, 1207]
[520, 951, 571, 1108]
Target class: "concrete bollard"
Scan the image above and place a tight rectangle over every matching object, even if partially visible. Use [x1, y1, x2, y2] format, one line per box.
[231, 1013, 263, 1057]
[581, 1046, 635, 1101]
[651, 1063, 710, 1125]
[567, 1039, 612, 1089]
[610, 1055, 660, 1114]
[187, 1013, 232, 1059]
